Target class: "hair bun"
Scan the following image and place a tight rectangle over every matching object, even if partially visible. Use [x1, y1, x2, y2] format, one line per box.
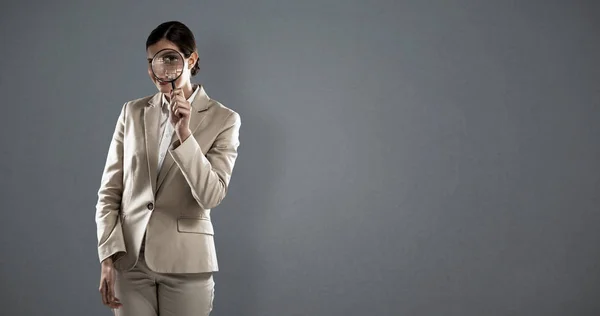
[191, 58, 200, 76]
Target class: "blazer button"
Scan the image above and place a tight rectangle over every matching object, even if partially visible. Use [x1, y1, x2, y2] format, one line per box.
[147, 202, 154, 210]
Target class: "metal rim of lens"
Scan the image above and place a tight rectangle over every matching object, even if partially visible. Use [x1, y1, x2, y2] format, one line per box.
[151, 48, 185, 83]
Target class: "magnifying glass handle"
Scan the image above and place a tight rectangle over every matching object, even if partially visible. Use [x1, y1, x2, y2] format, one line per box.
[171, 81, 176, 90]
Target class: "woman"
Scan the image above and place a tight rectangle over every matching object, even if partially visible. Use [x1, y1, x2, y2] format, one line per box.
[95, 21, 241, 316]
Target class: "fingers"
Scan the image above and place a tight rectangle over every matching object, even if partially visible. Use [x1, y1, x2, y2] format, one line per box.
[169, 89, 189, 106]
[170, 87, 182, 96]
[173, 105, 191, 118]
[106, 270, 123, 309]
[99, 279, 109, 306]
[171, 94, 189, 108]
[100, 269, 122, 309]
[171, 96, 191, 118]
[107, 277, 117, 305]
[109, 297, 122, 309]
[170, 88, 186, 103]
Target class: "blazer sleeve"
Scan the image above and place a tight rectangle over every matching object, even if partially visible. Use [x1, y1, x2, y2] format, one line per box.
[169, 111, 241, 209]
[95, 102, 128, 263]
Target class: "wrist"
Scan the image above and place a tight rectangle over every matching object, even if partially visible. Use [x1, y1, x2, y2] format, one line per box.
[178, 128, 192, 142]
[101, 257, 114, 266]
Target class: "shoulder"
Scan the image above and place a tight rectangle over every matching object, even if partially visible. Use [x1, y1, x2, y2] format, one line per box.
[123, 94, 157, 111]
[207, 98, 241, 127]
[115, 93, 158, 119]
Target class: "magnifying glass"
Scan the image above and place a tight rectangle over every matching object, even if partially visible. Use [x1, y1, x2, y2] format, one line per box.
[151, 48, 185, 90]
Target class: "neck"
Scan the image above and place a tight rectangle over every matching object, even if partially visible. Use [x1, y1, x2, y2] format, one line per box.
[181, 82, 195, 99]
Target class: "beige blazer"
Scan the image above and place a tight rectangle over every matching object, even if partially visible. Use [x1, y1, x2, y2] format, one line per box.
[95, 85, 240, 274]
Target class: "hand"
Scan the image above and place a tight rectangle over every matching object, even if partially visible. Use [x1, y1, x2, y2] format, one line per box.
[170, 88, 192, 143]
[99, 258, 122, 309]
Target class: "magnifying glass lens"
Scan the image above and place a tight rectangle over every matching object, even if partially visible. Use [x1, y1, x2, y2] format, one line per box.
[151, 49, 184, 82]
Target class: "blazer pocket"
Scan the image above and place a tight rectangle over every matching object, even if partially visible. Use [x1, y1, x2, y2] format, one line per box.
[177, 218, 214, 235]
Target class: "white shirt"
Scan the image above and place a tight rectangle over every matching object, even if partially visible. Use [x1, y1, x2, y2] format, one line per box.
[156, 85, 200, 176]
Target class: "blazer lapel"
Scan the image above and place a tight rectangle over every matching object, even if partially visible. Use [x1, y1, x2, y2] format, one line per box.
[155, 85, 211, 193]
[144, 93, 162, 194]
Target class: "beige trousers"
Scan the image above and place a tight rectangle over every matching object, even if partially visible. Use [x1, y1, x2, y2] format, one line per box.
[113, 248, 215, 316]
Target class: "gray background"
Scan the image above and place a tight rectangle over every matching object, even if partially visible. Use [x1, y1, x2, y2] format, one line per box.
[1, 0, 599, 315]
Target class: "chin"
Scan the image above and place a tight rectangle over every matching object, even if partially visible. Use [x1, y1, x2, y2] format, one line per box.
[155, 83, 171, 93]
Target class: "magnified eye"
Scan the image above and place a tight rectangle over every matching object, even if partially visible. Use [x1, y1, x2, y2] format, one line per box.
[164, 55, 180, 63]
[151, 49, 185, 82]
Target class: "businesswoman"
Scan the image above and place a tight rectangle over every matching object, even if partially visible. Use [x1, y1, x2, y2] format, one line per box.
[95, 21, 241, 316]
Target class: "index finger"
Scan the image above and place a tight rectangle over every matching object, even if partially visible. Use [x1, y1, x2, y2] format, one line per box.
[171, 88, 183, 96]
[100, 279, 109, 305]
[107, 278, 117, 301]
[175, 95, 190, 108]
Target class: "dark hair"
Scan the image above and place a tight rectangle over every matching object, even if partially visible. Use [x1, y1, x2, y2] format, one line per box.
[146, 21, 200, 76]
